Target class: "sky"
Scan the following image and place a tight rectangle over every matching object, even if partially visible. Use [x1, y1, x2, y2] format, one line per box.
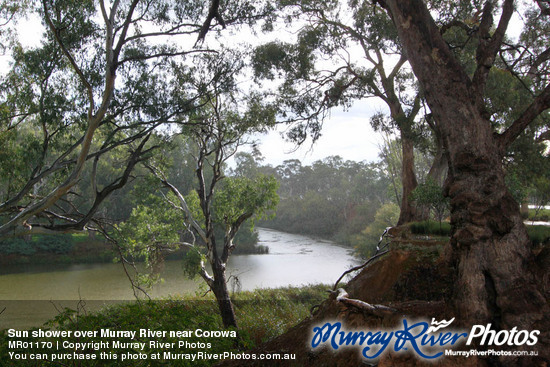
[247, 101, 387, 167]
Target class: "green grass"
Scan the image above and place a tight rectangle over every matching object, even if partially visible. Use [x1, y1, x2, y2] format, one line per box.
[409, 221, 550, 247]
[527, 208, 550, 221]
[0, 285, 328, 366]
[526, 225, 550, 247]
[409, 220, 451, 237]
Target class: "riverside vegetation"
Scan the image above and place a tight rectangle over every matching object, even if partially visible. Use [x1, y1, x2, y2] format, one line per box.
[0, 285, 327, 367]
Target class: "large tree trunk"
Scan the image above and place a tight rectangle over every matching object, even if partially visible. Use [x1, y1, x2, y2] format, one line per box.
[383, 0, 548, 362]
[211, 260, 238, 329]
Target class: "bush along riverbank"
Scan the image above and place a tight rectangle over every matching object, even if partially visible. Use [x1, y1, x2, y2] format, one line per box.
[0, 233, 115, 265]
[0, 285, 328, 366]
[0, 226, 269, 266]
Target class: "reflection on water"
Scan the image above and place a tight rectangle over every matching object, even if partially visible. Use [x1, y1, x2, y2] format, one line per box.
[0, 228, 359, 328]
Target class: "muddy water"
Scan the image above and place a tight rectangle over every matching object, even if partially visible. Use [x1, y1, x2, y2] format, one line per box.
[0, 228, 359, 328]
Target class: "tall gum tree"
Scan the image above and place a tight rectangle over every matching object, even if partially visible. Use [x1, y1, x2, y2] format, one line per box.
[122, 51, 279, 329]
[377, 0, 550, 361]
[0, 0, 273, 237]
[253, 1, 446, 224]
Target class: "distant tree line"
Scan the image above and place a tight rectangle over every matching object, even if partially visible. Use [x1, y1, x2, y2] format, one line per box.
[228, 153, 394, 251]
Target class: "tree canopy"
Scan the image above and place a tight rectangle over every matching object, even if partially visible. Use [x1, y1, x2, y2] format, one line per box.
[0, 0, 273, 237]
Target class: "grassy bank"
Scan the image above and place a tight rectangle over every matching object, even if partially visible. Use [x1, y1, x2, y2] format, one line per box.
[0, 285, 327, 366]
[410, 220, 550, 247]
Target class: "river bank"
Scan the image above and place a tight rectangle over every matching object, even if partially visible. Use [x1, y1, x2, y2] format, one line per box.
[0, 285, 328, 366]
[0, 227, 268, 266]
[0, 228, 359, 328]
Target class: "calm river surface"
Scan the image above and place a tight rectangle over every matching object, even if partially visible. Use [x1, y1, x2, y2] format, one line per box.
[0, 228, 359, 328]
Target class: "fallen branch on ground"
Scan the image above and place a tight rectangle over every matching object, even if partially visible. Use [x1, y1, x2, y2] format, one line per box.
[333, 288, 398, 317]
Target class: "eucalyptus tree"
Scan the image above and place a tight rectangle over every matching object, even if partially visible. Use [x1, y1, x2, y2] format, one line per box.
[253, 0, 442, 224]
[119, 51, 279, 329]
[374, 0, 550, 360]
[0, 0, 272, 237]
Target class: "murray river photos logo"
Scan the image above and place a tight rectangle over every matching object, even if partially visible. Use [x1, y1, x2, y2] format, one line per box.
[310, 318, 540, 360]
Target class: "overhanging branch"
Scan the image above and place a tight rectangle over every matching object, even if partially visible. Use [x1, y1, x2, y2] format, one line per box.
[497, 84, 550, 150]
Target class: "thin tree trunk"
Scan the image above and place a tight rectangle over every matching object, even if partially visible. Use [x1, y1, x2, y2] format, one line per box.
[211, 260, 238, 329]
[426, 114, 448, 186]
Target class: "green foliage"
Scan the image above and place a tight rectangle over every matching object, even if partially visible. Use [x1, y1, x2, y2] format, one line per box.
[214, 175, 280, 227]
[217, 224, 266, 254]
[527, 208, 550, 221]
[0, 237, 35, 255]
[410, 220, 452, 237]
[34, 235, 74, 254]
[0, 0, 277, 237]
[0, 285, 327, 366]
[182, 248, 204, 279]
[0, 234, 75, 255]
[408, 222, 550, 248]
[117, 174, 278, 286]
[115, 194, 184, 288]
[506, 171, 530, 204]
[530, 177, 550, 216]
[410, 177, 450, 223]
[263, 157, 389, 245]
[353, 202, 400, 258]
[526, 225, 550, 247]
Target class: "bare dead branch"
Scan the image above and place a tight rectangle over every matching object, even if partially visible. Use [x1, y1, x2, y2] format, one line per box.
[333, 288, 398, 317]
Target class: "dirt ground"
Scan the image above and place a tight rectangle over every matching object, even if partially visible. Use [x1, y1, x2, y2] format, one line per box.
[217, 227, 549, 367]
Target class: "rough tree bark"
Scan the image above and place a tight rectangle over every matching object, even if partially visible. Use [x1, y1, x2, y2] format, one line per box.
[381, 0, 549, 362]
[211, 258, 238, 329]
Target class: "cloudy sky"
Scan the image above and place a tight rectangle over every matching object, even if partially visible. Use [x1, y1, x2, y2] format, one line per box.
[250, 100, 388, 167]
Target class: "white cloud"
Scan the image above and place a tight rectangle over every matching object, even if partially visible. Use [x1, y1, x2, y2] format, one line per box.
[247, 99, 388, 166]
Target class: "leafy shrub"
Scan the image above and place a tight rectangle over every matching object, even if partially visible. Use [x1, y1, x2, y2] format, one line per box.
[410, 177, 449, 223]
[409, 222, 550, 247]
[182, 247, 205, 279]
[527, 208, 550, 221]
[214, 223, 267, 254]
[526, 225, 550, 247]
[353, 202, 399, 258]
[34, 235, 74, 254]
[0, 238, 36, 255]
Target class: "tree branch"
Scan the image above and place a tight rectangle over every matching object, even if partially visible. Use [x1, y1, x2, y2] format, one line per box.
[42, 0, 95, 117]
[333, 288, 398, 317]
[472, 0, 514, 97]
[497, 83, 550, 150]
[146, 164, 207, 243]
[195, 0, 226, 46]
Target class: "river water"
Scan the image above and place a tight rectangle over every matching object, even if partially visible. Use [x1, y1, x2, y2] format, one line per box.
[0, 228, 359, 328]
